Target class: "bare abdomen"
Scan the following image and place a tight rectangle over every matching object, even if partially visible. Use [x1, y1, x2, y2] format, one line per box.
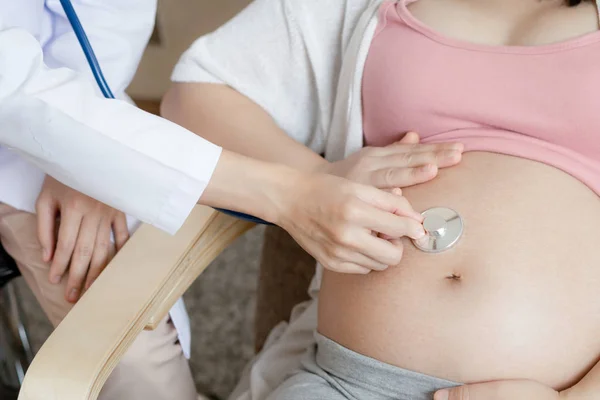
[318, 152, 600, 390]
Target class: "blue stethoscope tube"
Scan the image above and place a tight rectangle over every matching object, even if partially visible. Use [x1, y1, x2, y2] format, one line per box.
[59, 0, 272, 226]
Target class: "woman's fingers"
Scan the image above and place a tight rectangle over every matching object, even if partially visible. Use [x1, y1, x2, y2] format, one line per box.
[372, 163, 439, 188]
[382, 148, 463, 168]
[66, 214, 101, 303]
[398, 131, 420, 144]
[382, 140, 463, 155]
[367, 146, 463, 188]
[361, 143, 463, 188]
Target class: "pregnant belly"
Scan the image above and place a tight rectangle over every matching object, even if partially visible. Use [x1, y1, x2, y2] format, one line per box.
[318, 152, 600, 390]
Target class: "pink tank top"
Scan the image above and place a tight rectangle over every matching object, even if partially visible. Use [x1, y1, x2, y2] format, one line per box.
[362, 0, 600, 194]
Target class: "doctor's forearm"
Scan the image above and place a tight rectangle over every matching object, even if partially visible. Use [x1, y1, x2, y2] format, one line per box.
[198, 150, 301, 223]
[161, 82, 327, 172]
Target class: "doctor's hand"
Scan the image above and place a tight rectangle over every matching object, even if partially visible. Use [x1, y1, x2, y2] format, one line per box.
[275, 173, 426, 274]
[204, 151, 426, 275]
[36, 176, 130, 303]
[318, 132, 463, 189]
[434, 380, 563, 400]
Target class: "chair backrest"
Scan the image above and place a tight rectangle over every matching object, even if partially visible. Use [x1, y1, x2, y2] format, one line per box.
[0, 244, 19, 289]
[0, 382, 19, 400]
[254, 226, 315, 352]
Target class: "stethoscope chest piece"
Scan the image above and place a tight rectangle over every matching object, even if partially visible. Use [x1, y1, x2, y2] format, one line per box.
[412, 207, 463, 253]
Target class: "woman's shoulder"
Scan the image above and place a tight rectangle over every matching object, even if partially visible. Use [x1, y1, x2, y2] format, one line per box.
[285, 0, 380, 46]
[286, 0, 378, 26]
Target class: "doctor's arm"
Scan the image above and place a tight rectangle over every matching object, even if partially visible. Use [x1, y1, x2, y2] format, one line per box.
[33, 0, 158, 300]
[0, 22, 426, 274]
[43, 0, 156, 96]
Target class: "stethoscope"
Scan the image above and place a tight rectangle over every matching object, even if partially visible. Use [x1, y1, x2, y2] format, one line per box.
[59, 0, 463, 252]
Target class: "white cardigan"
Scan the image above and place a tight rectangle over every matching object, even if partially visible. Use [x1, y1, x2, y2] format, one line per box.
[172, 1, 383, 398]
[173, 0, 382, 163]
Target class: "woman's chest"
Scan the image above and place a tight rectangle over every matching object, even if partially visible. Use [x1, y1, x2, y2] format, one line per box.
[361, 1, 600, 158]
[406, 0, 599, 47]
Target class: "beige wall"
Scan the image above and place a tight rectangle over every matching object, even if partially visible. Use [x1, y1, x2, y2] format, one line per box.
[127, 0, 251, 100]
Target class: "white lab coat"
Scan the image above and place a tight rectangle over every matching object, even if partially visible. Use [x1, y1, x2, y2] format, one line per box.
[0, 0, 223, 358]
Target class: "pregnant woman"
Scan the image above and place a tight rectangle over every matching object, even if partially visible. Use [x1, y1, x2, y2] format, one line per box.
[162, 0, 600, 398]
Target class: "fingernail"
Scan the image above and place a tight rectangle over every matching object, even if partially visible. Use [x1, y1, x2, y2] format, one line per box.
[415, 228, 426, 239]
[435, 390, 449, 400]
[50, 275, 61, 284]
[419, 164, 435, 172]
[42, 248, 49, 261]
[68, 288, 79, 302]
[415, 235, 429, 247]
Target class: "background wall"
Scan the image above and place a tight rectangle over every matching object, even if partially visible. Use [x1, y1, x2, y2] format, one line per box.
[128, 0, 252, 100]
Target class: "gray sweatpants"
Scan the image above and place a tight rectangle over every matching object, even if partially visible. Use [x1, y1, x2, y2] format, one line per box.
[267, 333, 460, 400]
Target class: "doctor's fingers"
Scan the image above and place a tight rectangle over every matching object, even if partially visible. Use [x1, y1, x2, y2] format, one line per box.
[66, 213, 102, 303]
[324, 241, 390, 273]
[366, 209, 425, 241]
[84, 217, 115, 291]
[36, 196, 59, 263]
[49, 210, 83, 285]
[112, 212, 129, 251]
[350, 232, 405, 268]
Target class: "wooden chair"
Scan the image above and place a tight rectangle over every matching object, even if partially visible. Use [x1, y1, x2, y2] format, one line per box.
[17, 206, 316, 400]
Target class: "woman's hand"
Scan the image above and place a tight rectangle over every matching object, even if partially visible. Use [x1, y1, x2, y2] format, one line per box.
[319, 132, 463, 189]
[434, 380, 563, 400]
[274, 172, 426, 274]
[36, 176, 130, 303]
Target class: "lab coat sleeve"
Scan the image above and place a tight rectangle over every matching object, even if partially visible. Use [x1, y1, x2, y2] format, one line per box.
[0, 21, 222, 234]
[171, 0, 373, 154]
[43, 0, 156, 97]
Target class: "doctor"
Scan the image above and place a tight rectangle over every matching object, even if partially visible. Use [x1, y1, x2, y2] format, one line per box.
[0, 1, 425, 399]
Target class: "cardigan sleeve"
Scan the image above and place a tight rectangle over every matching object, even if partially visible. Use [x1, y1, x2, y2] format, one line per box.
[171, 0, 372, 154]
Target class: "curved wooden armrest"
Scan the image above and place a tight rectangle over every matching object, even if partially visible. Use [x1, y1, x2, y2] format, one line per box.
[18, 206, 254, 400]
